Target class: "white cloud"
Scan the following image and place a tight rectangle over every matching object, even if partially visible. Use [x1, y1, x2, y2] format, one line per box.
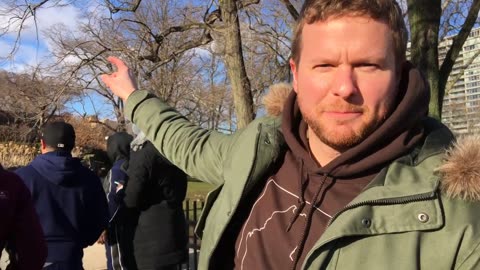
[20, 4, 84, 42]
[0, 39, 11, 58]
[0, 38, 47, 72]
[61, 54, 83, 65]
[0, 1, 92, 70]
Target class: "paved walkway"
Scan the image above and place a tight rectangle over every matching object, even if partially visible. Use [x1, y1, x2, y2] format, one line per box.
[1, 245, 197, 270]
[0, 244, 106, 270]
[83, 244, 107, 270]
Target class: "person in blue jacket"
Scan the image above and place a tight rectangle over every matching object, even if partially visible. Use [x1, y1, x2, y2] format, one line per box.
[100, 132, 136, 270]
[16, 121, 109, 270]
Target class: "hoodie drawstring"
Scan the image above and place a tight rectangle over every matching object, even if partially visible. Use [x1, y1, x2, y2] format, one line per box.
[290, 172, 329, 270]
[286, 159, 308, 232]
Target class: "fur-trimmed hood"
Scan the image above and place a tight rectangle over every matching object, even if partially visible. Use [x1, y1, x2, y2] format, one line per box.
[262, 82, 480, 202]
[438, 135, 480, 201]
[262, 82, 292, 117]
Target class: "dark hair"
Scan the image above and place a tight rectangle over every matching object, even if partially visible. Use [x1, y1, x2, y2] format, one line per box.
[41, 122, 76, 152]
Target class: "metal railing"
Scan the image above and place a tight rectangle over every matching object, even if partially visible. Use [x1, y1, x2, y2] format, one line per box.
[178, 199, 205, 270]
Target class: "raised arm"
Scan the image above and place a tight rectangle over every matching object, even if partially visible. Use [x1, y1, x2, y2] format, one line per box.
[101, 56, 232, 185]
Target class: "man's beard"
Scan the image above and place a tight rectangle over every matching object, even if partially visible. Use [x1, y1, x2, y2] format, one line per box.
[301, 100, 388, 152]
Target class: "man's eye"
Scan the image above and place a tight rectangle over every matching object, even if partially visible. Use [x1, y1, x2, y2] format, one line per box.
[358, 63, 378, 68]
[356, 63, 380, 71]
[314, 64, 333, 69]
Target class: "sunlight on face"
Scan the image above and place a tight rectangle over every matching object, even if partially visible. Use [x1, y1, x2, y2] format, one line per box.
[290, 16, 399, 151]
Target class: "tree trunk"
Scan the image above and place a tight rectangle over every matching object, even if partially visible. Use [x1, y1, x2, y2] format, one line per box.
[407, 0, 442, 119]
[220, 0, 255, 129]
[438, 0, 480, 110]
[115, 98, 126, 131]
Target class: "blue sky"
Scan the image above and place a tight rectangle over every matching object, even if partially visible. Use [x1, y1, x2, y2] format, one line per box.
[0, 1, 88, 68]
[0, 0, 114, 118]
[0, 0, 220, 120]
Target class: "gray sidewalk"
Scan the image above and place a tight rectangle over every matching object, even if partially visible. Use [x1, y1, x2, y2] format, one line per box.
[1, 245, 198, 270]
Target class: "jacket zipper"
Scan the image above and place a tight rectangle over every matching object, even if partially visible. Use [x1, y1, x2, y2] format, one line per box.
[327, 190, 438, 227]
[206, 123, 262, 265]
[239, 123, 262, 198]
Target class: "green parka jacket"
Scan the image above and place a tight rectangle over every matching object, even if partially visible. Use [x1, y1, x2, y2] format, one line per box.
[126, 90, 480, 270]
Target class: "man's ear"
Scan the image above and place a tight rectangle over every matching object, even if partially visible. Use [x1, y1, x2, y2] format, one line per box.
[40, 139, 47, 150]
[290, 58, 299, 93]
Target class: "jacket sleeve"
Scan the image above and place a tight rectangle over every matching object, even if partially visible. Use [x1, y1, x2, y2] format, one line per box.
[125, 91, 238, 186]
[81, 172, 109, 247]
[124, 146, 152, 209]
[11, 178, 47, 270]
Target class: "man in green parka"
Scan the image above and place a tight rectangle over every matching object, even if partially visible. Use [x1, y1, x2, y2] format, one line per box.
[101, 0, 480, 269]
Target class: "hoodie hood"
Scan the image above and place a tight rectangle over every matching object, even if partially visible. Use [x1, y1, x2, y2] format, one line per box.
[107, 132, 133, 162]
[131, 124, 148, 152]
[263, 68, 480, 202]
[31, 151, 83, 185]
[249, 66, 431, 269]
[280, 62, 429, 178]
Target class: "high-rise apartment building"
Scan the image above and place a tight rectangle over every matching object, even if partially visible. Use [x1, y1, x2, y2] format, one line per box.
[440, 28, 480, 135]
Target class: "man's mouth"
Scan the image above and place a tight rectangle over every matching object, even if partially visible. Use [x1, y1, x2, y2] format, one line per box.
[323, 111, 362, 120]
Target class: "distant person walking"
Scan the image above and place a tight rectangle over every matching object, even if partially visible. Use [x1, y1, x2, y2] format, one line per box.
[102, 132, 137, 270]
[0, 164, 46, 270]
[16, 122, 108, 270]
[124, 126, 188, 270]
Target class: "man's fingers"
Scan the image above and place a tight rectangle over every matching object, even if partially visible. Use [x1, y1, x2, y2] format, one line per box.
[100, 74, 111, 87]
[107, 56, 127, 72]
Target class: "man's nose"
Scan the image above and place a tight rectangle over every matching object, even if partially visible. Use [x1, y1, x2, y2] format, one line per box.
[331, 67, 358, 98]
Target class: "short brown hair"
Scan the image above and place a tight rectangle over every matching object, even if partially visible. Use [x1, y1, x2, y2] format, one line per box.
[291, 0, 408, 65]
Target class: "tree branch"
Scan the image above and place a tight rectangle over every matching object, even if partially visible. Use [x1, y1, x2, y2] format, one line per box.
[105, 0, 142, 13]
[238, 0, 260, 9]
[439, 0, 480, 91]
[142, 31, 213, 74]
[279, 0, 299, 20]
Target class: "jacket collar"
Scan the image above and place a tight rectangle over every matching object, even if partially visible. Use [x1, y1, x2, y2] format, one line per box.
[311, 127, 450, 256]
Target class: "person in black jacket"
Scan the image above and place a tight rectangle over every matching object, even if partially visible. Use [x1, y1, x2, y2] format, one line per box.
[124, 126, 188, 270]
[15, 121, 108, 270]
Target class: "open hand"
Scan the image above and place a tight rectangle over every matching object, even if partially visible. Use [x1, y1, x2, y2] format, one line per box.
[101, 56, 138, 102]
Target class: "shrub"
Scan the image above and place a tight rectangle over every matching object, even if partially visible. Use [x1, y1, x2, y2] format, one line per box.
[0, 142, 38, 168]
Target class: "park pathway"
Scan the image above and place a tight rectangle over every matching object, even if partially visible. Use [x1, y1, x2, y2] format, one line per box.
[0, 244, 106, 270]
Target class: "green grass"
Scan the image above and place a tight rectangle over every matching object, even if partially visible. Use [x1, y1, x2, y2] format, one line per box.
[186, 180, 215, 201]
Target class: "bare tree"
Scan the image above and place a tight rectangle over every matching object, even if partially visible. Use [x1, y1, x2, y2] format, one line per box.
[241, 0, 293, 107]
[178, 51, 234, 131]
[1, 0, 288, 130]
[0, 0, 75, 61]
[0, 65, 80, 139]
[407, 0, 480, 119]
[42, 1, 235, 131]
[44, 18, 127, 130]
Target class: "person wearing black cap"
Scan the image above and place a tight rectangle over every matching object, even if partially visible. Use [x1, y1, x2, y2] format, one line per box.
[15, 121, 109, 270]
